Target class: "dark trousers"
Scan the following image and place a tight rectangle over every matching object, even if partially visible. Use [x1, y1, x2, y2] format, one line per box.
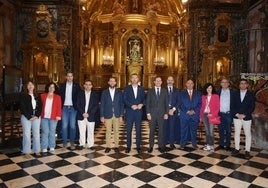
[165, 114, 177, 145]
[219, 113, 232, 147]
[180, 118, 198, 147]
[149, 115, 165, 148]
[126, 110, 142, 148]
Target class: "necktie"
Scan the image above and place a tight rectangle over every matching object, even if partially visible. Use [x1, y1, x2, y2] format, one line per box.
[189, 90, 192, 101]
[168, 87, 172, 105]
[157, 88, 160, 99]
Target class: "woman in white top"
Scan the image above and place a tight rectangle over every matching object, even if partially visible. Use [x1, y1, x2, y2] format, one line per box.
[40, 82, 62, 153]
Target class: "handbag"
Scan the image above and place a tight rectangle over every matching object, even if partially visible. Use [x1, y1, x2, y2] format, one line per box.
[208, 115, 221, 125]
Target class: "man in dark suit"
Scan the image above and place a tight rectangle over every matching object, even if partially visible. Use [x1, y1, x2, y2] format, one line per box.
[231, 79, 255, 159]
[58, 72, 81, 150]
[100, 77, 124, 153]
[76, 79, 99, 150]
[165, 76, 180, 149]
[124, 73, 145, 154]
[217, 78, 235, 151]
[146, 76, 169, 153]
[179, 79, 201, 149]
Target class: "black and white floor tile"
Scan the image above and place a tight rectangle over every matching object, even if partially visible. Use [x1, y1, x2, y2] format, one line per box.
[0, 121, 267, 188]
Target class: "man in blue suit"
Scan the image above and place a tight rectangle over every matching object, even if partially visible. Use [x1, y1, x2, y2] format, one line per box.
[100, 77, 124, 153]
[76, 79, 99, 150]
[179, 79, 201, 149]
[231, 79, 255, 159]
[165, 76, 180, 149]
[124, 73, 145, 154]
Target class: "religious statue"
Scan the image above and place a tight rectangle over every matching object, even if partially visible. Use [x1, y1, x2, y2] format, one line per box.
[130, 41, 140, 62]
[112, 0, 125, 16]
[127, 39, 142, 82]
[146, 2, 161, 19]
[132, 0, 138, 10]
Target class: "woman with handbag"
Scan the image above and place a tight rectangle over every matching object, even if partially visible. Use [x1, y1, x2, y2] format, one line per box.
[200, 83, 220, 152]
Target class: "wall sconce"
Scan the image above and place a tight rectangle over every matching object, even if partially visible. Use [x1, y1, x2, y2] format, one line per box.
[102, 45, 114, 66]
[154, 57, 165, 65]
[102, 24, 114, 66]
[216, 61, 223, 75]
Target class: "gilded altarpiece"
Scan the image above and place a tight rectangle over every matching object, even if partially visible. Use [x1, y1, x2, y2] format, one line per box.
[79, 0, 188, 89]
[22, 5, 64, 91]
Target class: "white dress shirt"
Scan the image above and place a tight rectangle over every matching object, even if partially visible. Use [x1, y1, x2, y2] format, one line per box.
[132, 85, 138, 99]
[109, 88, 115, 101]
[64, 82, 73, 106]
[85, 91, 91, 113]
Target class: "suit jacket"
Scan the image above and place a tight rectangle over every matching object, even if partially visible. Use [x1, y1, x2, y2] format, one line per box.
[20, 93, 42, 120]
[146, 87, 169, 117]
[123, 85, 145, 114]
[58, 81, 81, 108]
[40, 93, 62, 120]
[100, 88, 124, 119]
[166, 86, 179, 110]
[232, 90, 255, 120]
[199, 94, 220, 118]
[218, 88, 235, 116]
[178, 89, 201, 122]
[76, 90, 99, 122]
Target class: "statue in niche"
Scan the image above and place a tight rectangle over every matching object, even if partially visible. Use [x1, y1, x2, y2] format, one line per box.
[127, 38, 143, 82]
[132, 0, 138, 10]
[130, 40, 140, 62]
[146, 2, 161, 19]
[218, 25, 228, 43]
[112, 0, 125, 16]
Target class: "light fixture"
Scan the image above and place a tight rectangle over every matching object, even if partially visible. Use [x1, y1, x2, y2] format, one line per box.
[102, 24, 114, 66]
[154, 57, 165, 65]
[102, 45, 114, 66]
[182, 0, 188, 3]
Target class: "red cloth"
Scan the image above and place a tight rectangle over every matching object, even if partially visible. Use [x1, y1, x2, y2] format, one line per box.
[199, 94, 220, 119]
[40, 93, 62, 120]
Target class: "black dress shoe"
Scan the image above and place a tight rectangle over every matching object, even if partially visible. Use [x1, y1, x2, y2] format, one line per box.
[231, 149, 239, 156]
[125, 147, 131, 153]
[77, 146, 84, 150]
[159, 146, 167, 153]
[170, 144, 176, 149]
[105, 148, 111, 153]
[225, 147, 231, 151]
[218, 145, 225, 150]
[179, 145, 185, 150]
[114, 147, 119, 153]
[137, 148, 142, 154]
[148, 147, 153, 153]
[245, 151, 251, 160]
[89, 147, 95, 151]
[192, 145, 198, 150]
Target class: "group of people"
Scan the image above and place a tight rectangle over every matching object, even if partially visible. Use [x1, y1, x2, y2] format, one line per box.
[20, 72, 83, 158]
[20, 73, 255, 160]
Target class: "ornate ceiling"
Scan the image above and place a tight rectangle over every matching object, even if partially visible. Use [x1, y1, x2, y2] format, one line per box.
[81, 0, 185, 17]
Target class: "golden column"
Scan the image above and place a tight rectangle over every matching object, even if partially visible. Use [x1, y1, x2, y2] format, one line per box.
[170, 34, 176, 73]
[93, 34, 99, 70]
[113, 25, 120, 73]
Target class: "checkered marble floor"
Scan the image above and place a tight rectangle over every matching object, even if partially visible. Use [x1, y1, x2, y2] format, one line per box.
[0, 121, 268, 188]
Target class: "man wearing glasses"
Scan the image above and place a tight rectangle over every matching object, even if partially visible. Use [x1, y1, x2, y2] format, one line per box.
[217, 78, 235, 151]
